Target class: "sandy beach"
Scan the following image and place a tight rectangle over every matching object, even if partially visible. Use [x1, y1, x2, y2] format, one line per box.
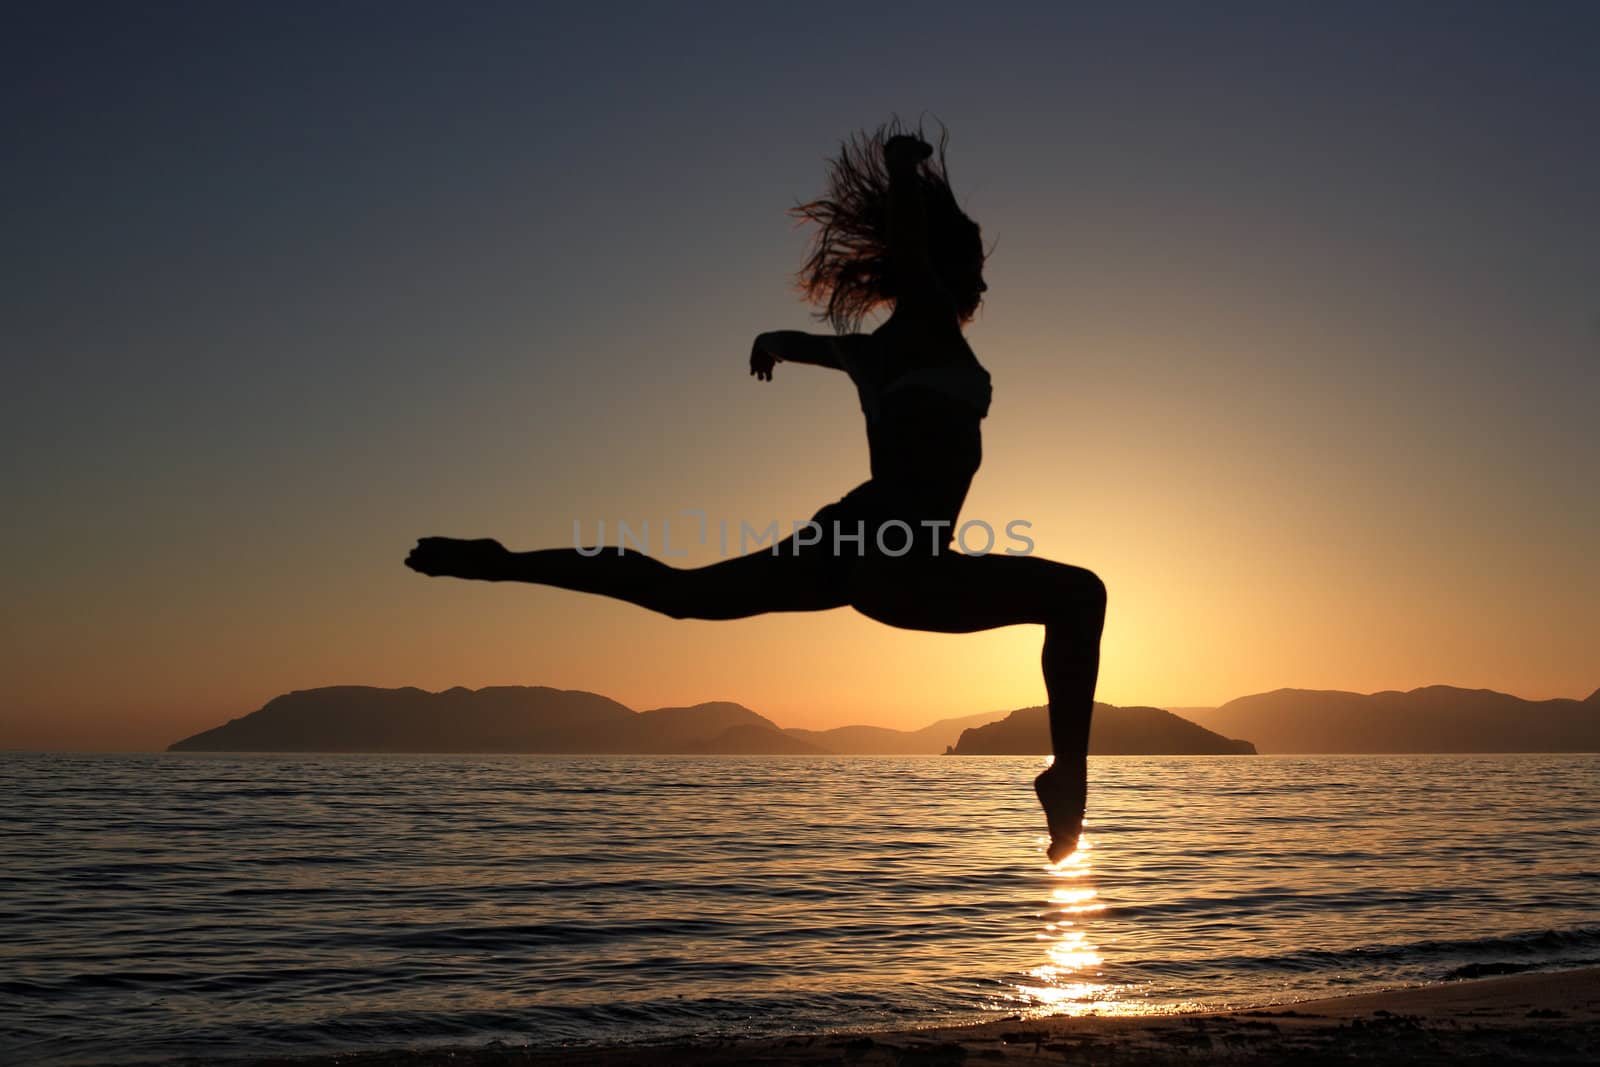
[203, 966, 1600, 1066]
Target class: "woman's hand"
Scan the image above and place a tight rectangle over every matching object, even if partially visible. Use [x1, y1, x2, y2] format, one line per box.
[748, 330, 846, 375]
[749, 333, 778, 381]
[883, 134, 932, 171]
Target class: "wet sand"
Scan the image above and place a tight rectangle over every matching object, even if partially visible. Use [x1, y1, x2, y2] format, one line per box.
[212, 966, 1600, 1066]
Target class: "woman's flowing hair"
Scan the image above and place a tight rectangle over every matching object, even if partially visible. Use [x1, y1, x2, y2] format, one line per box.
[792, 118, 984, 333]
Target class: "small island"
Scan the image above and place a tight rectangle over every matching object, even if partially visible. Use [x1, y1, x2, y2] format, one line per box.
[947, 703, 1256, 755]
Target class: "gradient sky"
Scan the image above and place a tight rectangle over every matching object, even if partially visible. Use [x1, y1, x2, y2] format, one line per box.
[5, 3, 1597, 750]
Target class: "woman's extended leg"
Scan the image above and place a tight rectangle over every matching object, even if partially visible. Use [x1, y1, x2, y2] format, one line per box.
[847, 552, 1107, 862]
[405, 536, 848, 619]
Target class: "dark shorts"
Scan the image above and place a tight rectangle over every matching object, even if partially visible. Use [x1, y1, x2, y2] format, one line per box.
[789, 481, 958, 591]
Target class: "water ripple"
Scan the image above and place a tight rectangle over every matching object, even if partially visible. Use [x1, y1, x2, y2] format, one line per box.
[0, 752, 1595, 1065]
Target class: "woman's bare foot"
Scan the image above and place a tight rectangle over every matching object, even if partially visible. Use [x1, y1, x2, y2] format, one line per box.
[1034, 760, 1087, 864]
[405, 537, 512, 581]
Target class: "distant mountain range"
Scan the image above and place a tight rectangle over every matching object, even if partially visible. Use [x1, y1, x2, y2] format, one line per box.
[166, 686, 1252, 755]
[166, 683, 1599, 756]
[169, 686, 823, 755]
[1177, 685, 1600, 753]
[785, 712, 1016, 755]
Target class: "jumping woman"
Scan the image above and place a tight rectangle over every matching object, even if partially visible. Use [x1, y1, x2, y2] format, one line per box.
[405, 122, 1107, 863]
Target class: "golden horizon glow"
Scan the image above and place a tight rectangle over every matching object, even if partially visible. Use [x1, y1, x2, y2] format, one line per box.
[6, 17, 1597, 753]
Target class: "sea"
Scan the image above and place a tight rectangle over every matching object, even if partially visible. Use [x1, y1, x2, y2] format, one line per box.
[2, 753, 1596, 1064]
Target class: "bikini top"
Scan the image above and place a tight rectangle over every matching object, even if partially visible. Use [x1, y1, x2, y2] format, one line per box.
[828, 337, 993, 424]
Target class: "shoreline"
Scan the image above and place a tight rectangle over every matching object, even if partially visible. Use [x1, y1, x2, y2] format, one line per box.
[199, 966, 1600, 1066]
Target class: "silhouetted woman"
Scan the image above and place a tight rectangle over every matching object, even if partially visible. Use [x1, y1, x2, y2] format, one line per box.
[406, 123, 1106, 863]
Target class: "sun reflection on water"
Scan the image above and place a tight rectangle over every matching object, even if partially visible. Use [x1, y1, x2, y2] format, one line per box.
[1011, 834, 1141, 1016]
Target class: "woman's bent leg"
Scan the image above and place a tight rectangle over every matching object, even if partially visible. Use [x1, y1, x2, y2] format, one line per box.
[847, 552, 1107, 861]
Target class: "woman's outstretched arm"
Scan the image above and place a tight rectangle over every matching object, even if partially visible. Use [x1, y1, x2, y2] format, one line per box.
[749, 330, 854, 381]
